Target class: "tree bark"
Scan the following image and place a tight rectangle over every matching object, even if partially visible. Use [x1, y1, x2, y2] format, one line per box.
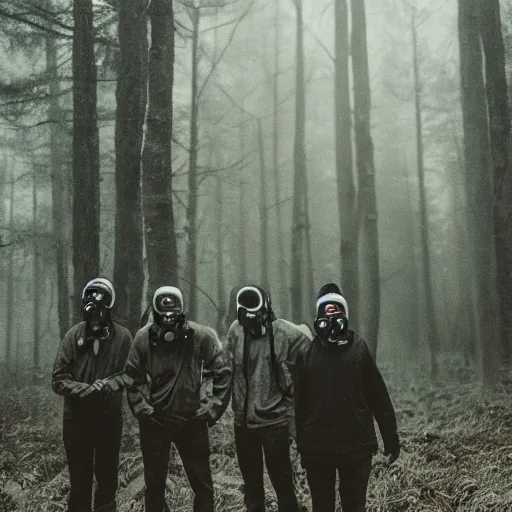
[215, 170, 226, 335]
[273, 0, 288, 319]
[351, 0, 379, 358]
[0, 163, 4, 245]
[458, 0, 500, 384]
[258, 119, 269, 290]
[72, 0, 100, 321]
[32, 165, 41, 378]
[478, 0, 512, 362]
[403, 157, 421, 363]
[212, 7, 226, 335]
[290, 0, 307, 323]
[5, 165, 15, 371]
[46, 32, 70, 339]
[142, 0, 178, 302]
[238, 113, 247, 286]
[451, 127, 478, 364]
[186, 6, 200, 320]
[335, 0, 359, 329]
[412, 12, 440, 377]
[114, 0, 147, 334]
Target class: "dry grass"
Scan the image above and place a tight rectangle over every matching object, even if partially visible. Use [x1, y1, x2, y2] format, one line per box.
[2, 364, 512, 511]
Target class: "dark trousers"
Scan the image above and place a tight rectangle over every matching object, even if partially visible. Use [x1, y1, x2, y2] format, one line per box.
[304, 453, 373, 512]
[234, 424, 299, 512]
[139, 418, 214, 512]
[63, 415, 123, 512]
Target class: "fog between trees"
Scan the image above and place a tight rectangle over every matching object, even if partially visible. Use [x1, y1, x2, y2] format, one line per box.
[0, 0, 511, 387]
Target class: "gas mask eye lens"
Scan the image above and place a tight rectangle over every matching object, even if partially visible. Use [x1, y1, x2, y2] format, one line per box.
[161, 297, 176, 308]
[85, 290, 105, 302]
[318, 319, 328, 329]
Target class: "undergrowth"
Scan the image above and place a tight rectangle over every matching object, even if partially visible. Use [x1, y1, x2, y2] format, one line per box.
[2, 363, 512, 511]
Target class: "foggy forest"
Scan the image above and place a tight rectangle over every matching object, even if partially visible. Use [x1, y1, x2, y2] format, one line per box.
[1, 0, 512, 510]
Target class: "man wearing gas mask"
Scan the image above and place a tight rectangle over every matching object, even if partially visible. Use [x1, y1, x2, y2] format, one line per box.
[294, 283, 400, 512]
[52, 278, 133, 512]
[124, 286, 232, 512]
[226, 285, 313, 512]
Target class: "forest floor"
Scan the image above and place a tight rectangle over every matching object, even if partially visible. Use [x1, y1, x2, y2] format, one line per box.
[2, 363, 512, 512]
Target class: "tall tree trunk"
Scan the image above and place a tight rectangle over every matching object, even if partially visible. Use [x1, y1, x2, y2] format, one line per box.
[142, 0, 178, 302]
[335, 0, 359, 329]
[303, 171, 315, 317]
[72, 0, 100, 321]
[451, 127, 478, 364]
[351, 0, 379, 358]
[212, 8, 226, 334]
[258, 119, 269, 289]
[458, 0, 500, 384]
[215, 170, 226, 335]
[478, 0, 512, 362]
[114, 0, 147, 334]
[290, 0, 307, 323]
[273, 0, 288, 318]
[411, 13, 440, 377]
[0, 162, 4, 245]
[238, 114, 247, 286]
[5, 166, 15, 371]
[15, 271, 23, 386]
[32, 165, 41, 378]
[186, 7, 200, 320]
[46, 32, 70, 339]
[403, 157, 421, 364]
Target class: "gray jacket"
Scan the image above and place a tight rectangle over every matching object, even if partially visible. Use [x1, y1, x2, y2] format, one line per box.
[226, 318, 313, 429]
[125, 321, 232, 428]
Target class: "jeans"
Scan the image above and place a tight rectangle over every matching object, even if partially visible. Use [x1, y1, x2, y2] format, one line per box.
[234, 424, 299, 512]
[63, 415, 122, 512]
[139, 418, 214, 512]
[304, 453, 373, 512]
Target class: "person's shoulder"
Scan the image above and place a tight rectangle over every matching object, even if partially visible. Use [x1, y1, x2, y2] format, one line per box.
[63, 322, 85, 340]
[296, 323, 314, 341]
[349, 330, 369, 353]
[133, 323, 151, 345]
[273, 318, 314, 340]
[113, 322, 132, 339]
[188, 320, 219, 342]
[227, 319, 242, 336]
[112, 323, 134, 351]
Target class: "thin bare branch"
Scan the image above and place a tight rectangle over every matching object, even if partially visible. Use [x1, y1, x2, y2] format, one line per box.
[305, 25, 334, 62]
[197, 0, 254, 98]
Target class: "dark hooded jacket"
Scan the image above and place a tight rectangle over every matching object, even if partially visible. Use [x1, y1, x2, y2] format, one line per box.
[124, 321, 232, 428]
[294, 330, 399, 463]
[51, 321, 132, 419]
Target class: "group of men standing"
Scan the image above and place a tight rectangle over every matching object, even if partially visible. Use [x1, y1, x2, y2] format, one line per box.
[52, 278, 400, 512]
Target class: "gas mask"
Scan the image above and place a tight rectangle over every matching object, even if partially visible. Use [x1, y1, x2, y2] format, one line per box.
[236, 286, 270, 338]
[151, 286, 186, 342]
[314, 302, 349, 345]
[81, 278, 115, 334]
